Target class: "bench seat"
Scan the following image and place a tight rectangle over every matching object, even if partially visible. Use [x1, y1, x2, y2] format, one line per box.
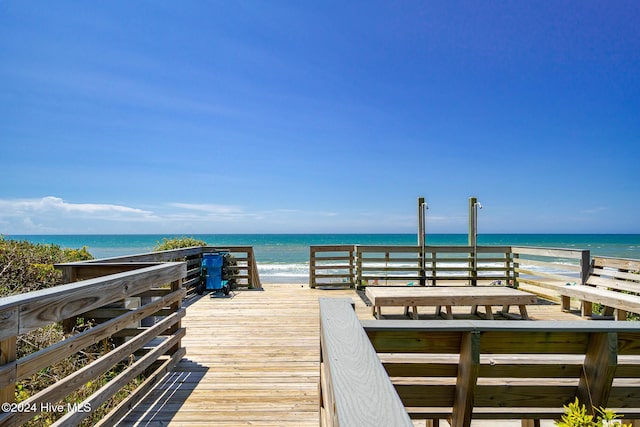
[320, 298, 640, 427]
[558, 256, 640, 320]
[365, 286, 537, 320]
[560, 283, 640, 320]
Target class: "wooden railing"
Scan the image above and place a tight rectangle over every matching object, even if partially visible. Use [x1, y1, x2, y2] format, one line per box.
[310, 245, 515, 288]
[0, 262, 187, 427]
[309, 245, 599, 296]
[357, 245, 423, 286]
[320, 298, 640, 427]
[511, 246, 590, 302]
[309, 245, 356, 288]
[60, 246, 262, 294]
[58, 246, 203, 297]
[319, 298, 412, 426]
[202, 246, 262, 290]
[425, 245, 513, 286]
[0, 245, 262, 426]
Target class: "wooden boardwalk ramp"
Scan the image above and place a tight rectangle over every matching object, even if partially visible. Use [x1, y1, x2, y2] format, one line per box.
[114, 284, 577, 427]
[114, 284, 361, 426]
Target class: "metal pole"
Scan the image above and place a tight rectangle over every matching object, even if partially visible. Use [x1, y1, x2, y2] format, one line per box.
[468, 197, 481, 286]
[418, 197, 426, 286]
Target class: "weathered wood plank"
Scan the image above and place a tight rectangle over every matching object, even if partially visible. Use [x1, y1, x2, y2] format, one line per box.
[8, 312, 185, 426]
[513, 257, 582, 272]
[94, 349, 186, 427]
[559, 284, 640, 315]
[577, 332, 617, 409]
[451, 331, 479, 427]
[587, 275, 640, 293]
[0, 336, 16, 406]
[0, 262, 186, 336]
[113, 283, 365, 425]
[594, 256, 640, 272]
[56, 263, 163, 281]
[6, 289, 185, 384]
[53, 331, 185, 426]
[0, 307, 18, 342]
[319, 297, 412, 426]
[512, 246, 587, 259]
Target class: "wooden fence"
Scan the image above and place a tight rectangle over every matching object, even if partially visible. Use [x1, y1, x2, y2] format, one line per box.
[424, 245, 514, 286]
[0, 262, 187, 426]
[202, 246, 262, 290]
[310, 244, 594, 293]
[309, 245, 356, 288]
[511, 246, 590, 303]
[310, 245, 516, 288]
[60, 246, 262, 294]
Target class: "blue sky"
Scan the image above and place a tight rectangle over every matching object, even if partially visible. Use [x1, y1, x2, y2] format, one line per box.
[1, 1, 639, 234]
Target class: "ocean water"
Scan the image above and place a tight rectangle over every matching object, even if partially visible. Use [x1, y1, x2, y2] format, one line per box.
[7, 234, 640, 284]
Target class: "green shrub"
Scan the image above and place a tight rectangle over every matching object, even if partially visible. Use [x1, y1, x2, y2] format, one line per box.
[0, 235, 94, 297]
[555, 397, 628, 426]
[0, 237, 143, 426]
[153, 236, 207, 251]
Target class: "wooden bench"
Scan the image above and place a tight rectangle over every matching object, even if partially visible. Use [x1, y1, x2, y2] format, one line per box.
[365, 286, 537, 320]
[319, 298, 640, 427]
[559, 256, 640, 320]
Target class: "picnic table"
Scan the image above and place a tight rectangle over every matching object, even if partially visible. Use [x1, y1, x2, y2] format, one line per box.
[365, 286, 538, 320]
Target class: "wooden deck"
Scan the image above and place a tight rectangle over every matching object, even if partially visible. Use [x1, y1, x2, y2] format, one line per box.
[114, 284, 583, 426]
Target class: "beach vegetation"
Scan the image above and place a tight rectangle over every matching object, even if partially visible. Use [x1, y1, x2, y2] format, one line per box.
[153, 235, 207, 251]
[555, 397, 627, 426]
[0, 235, 93, 297]
[0, 236, 143, 426]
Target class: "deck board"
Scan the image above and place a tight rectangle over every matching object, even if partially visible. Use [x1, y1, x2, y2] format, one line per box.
[114, 283, 582, 426]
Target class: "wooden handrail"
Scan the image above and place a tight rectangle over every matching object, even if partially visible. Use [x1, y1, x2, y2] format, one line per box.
[310, 244, 596, 295]
[202, 246, 262, 289]
[511, 246, 590, 302]
[58, 245, 263, 293]
[310, 245, 356, 288]
[319, 298, 412, 426]
[0, 262, 188, 426]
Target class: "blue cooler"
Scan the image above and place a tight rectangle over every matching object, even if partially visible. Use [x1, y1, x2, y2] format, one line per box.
[199, 253, 230, 295]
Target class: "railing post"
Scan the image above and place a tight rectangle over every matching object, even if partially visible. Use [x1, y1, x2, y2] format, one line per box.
[60, 265, 80, 333]
[356, 245, 363, 289]
[512, 249, 520, 288]
[580, 250, 591, 286]
[309, 247, 316, 288]
[167, 279, 183, 355]
[0, 336, 17, 406]
[349, 245, 355, 288]
[506, 248, 514, 287]
[431, 250, 437, 286]
[247, 248, 254, 289]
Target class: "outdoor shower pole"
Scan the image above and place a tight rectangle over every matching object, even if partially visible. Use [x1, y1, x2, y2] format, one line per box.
[468, 197, 480, 286]
[418, 197, 426, 286]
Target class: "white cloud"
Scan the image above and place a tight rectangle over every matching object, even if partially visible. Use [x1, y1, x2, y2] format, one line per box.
[0, 196, 415, 234]
[580, 206, 609, 215]
[168, 202, 244, 215]
[0, 197, 157, 233]
[0, 196, 154, 217]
